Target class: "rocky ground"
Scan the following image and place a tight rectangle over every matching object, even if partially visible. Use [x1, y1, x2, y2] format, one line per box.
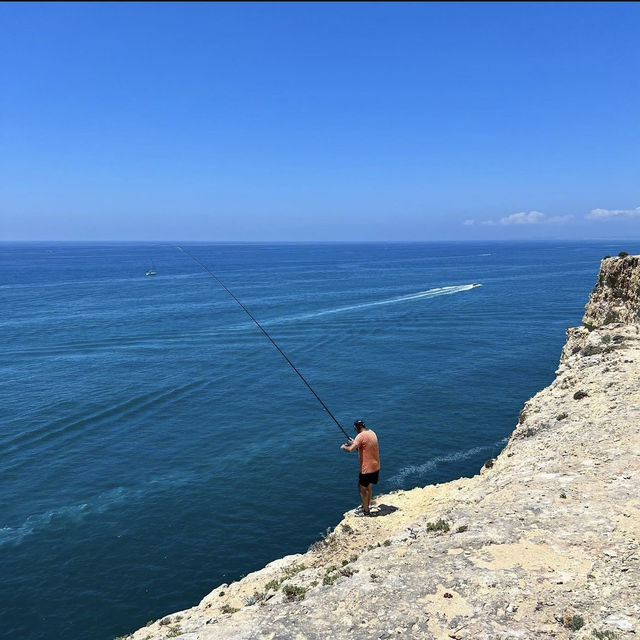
[124, 256, 640, 640]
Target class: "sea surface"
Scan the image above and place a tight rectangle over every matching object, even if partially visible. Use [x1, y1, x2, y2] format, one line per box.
[2, 241, 638, 640]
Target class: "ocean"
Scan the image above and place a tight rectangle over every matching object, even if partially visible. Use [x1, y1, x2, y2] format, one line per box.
[2, 241, 637, 640]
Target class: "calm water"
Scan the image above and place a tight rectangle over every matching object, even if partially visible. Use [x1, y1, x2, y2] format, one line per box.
[2, 241, 637, 640]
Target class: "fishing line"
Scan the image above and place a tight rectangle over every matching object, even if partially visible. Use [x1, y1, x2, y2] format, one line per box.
[178, 246, 351, 441]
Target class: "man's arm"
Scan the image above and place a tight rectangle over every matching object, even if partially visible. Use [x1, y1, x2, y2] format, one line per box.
[340, 437, 358, 452]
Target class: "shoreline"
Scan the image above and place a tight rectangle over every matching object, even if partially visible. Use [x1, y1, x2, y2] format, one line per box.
[124, 255, 640, 640]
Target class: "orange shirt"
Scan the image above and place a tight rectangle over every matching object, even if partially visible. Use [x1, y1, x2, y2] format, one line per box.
[353, 429, 380, 474]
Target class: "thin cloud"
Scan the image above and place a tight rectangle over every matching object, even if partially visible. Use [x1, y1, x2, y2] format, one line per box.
[500, 211, 546, 225]
[467, 211, 574, 227]
[587, 206, 640, 220]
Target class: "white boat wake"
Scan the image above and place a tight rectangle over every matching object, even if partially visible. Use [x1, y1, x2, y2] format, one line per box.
[263, 284, 479, 326]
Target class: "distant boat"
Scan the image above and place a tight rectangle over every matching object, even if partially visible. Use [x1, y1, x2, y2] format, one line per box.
[472, 283, 482, 287]
[145, 265, 157, 276]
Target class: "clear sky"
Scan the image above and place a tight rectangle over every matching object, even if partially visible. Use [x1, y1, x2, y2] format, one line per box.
[1, 2, 639, 241]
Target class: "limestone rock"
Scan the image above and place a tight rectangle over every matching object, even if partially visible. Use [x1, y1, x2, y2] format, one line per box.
[125, 256, 640, 640]
[583, 254, 640, 328]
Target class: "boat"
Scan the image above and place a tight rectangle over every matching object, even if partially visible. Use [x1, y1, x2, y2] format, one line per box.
[145, 264, 157, 276]
[472, 283, 482, 287]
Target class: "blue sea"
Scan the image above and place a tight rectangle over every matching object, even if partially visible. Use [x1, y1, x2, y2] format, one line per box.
[2, 241, 638, 640]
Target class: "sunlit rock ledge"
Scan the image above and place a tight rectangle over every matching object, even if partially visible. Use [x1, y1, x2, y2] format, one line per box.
[126, 255, 640, 640]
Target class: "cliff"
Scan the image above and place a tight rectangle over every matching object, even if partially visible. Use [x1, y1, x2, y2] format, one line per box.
[126, 255, 640, 640]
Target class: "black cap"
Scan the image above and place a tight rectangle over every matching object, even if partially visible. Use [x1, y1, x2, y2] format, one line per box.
[353, 419, 365, 429]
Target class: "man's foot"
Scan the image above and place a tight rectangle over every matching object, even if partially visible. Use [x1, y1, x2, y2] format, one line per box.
[355, 509, 371, 517]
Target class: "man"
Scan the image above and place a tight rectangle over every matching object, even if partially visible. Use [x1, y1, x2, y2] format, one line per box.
[340, 419, 380, 516]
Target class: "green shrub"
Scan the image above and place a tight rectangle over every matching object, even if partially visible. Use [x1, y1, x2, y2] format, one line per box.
[593, 630, 616, 639]
[245, 591, 266, 605]
[282, 584, 307, 601]
[456, 525, 468, 533]
[283, 563, 306, 578]
[569, 615, 585, 631]
[221, 604, 239, 614]
[323, 573, 339, 586]
[426, 519, 450, 533]
[265, 579, 281, 591]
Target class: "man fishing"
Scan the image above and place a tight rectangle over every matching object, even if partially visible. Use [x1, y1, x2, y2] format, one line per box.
[340, 419, 380, 516]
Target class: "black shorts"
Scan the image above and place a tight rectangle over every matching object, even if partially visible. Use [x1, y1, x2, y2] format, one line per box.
[358, 470, 379, 487]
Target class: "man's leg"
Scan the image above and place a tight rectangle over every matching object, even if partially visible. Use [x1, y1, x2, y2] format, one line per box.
[358, 483, 371, 513]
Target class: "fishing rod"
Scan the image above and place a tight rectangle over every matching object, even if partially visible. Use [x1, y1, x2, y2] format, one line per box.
[178, 246, 352, 441]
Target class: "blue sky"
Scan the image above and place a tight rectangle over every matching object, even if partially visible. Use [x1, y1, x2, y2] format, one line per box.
[1, 2, 639, 241]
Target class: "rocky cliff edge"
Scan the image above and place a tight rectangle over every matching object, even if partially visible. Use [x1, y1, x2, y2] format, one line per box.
[126, 255, 640, 640]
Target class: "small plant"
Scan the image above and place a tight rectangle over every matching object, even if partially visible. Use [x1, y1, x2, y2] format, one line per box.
[426, 519, 450, 533]
[593, 630, 616, 639]
[571, 615, 585, 631]
[340, 566, 358, 577]
[282, 584, 307, 601]
[220, 604, 239, 614]
[265, 579, 281, 591]
[601, 334, 612, 344]
[323, 572, 339, 586]
[166, 626, 182, 638]
[618, 251, 629, 257]
[325, 564, 338, 574]
[383, 539, 391, 546]
[310, 580, 318, 587]
[146, 620, 153, 626]
[563, 613, 585, 631]
[283, 563, 306, 578]
[341, 523, 354, 534]
[245, 591, 266, 606]
[308, 527, 335, 552]
[556, 412, 568, 421]
[341, 559, 349, 566]
[456, 525, 469, 533]
[159, 617, 171, 626]
[560, 491, 567, 499]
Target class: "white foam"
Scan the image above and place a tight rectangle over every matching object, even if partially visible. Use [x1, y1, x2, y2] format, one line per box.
[387, 442, 498, 487]
[0, 474, 192, 548]
[263, 284, 477, 326]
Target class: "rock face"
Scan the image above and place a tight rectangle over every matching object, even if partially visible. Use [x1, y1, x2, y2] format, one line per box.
[583, 254, 640, 329]
[126, 257, 640, 640]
